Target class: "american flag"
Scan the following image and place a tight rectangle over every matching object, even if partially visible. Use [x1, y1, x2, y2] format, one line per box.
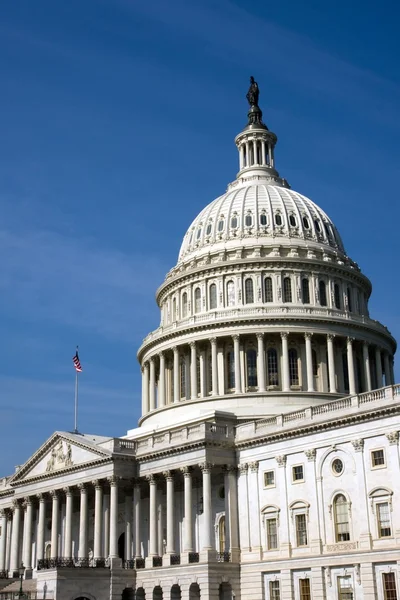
[72, 349, 82, 372]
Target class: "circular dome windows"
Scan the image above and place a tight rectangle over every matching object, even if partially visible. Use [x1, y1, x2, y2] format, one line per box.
[332, 458, 344, 476]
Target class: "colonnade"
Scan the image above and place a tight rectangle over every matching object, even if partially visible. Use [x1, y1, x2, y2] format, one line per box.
[141, 332, 394, 416]
[238, 136, 274, 170]
[0, 466, 238, 574]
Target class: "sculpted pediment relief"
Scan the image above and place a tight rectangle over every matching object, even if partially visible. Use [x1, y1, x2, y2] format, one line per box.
[10, 433, 112, 483]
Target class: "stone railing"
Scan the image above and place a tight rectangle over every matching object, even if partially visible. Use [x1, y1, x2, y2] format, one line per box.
[142, 304, 390, 345]
[0, 594, 54, 600]
[37, 558, 108, 570]
[134, 421, 233, 457]
[235, 385, 400, 442]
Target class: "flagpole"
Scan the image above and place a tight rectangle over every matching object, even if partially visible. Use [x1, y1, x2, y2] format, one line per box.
[74, 370, 79, 434]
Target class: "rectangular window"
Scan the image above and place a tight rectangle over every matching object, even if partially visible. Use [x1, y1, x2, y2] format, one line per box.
[377, 502, 392, 537]
[266, 518, 278, 550]
[371, 449, 386, 468]
[295, 514, 308, 546]
[383, 573, 398, 600]
[269, 580, 280, 600]
[264, 470, 275, 487]
[337, 576, 353, 600]
[292, 465, 304, 482]
[299, 578, 311, 600]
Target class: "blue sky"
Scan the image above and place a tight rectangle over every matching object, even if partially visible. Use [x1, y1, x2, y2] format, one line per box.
[1, 0, 399, 476]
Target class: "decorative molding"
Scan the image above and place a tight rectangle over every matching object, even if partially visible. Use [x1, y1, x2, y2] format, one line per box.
[199, 462, 213, 473]
[107, 475, 119, 486]
[249, 461, 259, 473]
[386, 431, 399, 445]
[354, 564, 361, 585]
[238, 463, 248, 474]
[351, 439, 364, 452]
[326, 542, 358, 552]
[275, 455, 287, 467]
[46, 440, 73, 472]
[325, 566, 332, 587]
[162, 470, 174, 480]
[305, 448, 316, 461]
[180, 466, 192, 476]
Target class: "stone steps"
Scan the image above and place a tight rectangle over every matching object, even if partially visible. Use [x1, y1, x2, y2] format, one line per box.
[1, 579, 37, 593]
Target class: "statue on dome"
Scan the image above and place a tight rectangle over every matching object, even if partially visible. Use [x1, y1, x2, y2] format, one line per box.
[246, 76, 259, 107]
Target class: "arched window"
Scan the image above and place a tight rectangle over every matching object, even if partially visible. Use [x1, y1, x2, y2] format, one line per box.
[289, 214, 297, 227]
[275, 213, 282, 226]
[180, 358, 186, 399]
[333, 494, 350, 542]
[283, 277, 292, 303]
[246, 349, 257, 387]
[260, 213, 267, 226]
[245, 278, 254, 304]
[302, 215, 310, 229]
[245, 214, 253, 227]
[194, 288, 201, 313]
[206, 222, 212, 235]
[319, 280, 327, 306]
[182, 292, 188, 318]
[218, 219, 225, 232]
[346, 287, 353, 312]
[230, 215, 238, 229]
[218, 516, 226, 553]
[267, 348, 279, 386]
[288, 348, 299, 386]
[302, 278, 310, 304]
[227, 351, 235, 389]
[196, 227, 202, 240]
[334, 283, 341, 309]
[314, 219, 321, 233]
[209, 283, 217, 309]
[264, 277, 273, 302]
[226, 281, 235, 307]
[172, 298, 177, 322]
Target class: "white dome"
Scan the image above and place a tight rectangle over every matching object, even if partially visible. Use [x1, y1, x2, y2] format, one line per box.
[178, 182, 345, 263]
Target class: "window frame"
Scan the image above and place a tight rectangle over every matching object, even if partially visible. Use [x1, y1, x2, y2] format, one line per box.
[371, 448, 386, 469]
[382, 572, 398, 600]
[295, 513, 308, 547]
[209, 283, 217, 310]
[337, 575, 354, 600]
[262, 505, 280, 551]
[292, 464, 305, 483]
[264, 277, 273, 302]
[299, 578, 311, 600]
[283, 276, 293, 303]
[269, 580, 281, 600]
[245, 278, 254, 304]
[263, 470, 276, 489]
[376, 502, 392, 538]
[333, 493, 351, 542]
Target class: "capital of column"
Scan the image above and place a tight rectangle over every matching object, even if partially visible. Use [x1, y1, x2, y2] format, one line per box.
[280, 331, 289, 340]
[224, 464, 237, 473]
[363, 340, 369, 347]
[210, 337, 217, 346]
[11, 498, 21, 510]
[189, 342, 196, 350]
[256, 333, 264, 341]
[386, 431, 399, 445]
[77, 483, 87, 492]
[62, 486, 73, 497]
[232, 334, 240, 342]
[304, 332, 313, 340]
[145, 473, 157, 484]
[238, 463, 248, 474]
[347, 336, 355, 345]
[275, 455, 287, 467]
[172, 345, 179, 354]
[305, 449, 316, 462]
[107, 475, 120, 486]
[159, 350, 165, 359]
[327, 334, 335, 341]
[162, 470, 174, 481]
[37, 493, 46, 502]
[180, 466, 192, 477]
[49, 489, 59, 498]
[249, 461, 259, 473]
[351, 438, 364, 452]
[199, 462, 213, 473]
[92, 479, 103, 490]
[23, 497, 33, 506]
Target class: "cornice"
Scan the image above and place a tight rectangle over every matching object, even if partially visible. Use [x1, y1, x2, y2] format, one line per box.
[10, 457, 114, 487]
[138, 313, 395, 360]
[135, 439, 235, 463]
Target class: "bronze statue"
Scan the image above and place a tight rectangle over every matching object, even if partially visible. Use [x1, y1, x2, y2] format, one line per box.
[246, 76, 259, 107]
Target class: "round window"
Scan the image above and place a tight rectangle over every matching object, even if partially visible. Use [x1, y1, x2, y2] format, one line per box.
[332, 458, 344, 475]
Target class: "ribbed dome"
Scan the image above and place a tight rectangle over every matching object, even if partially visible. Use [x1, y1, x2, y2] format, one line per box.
[178, 182, 345, 263]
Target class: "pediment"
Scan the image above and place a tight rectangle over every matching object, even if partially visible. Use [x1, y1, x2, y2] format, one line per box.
[10, 432, 112, 484]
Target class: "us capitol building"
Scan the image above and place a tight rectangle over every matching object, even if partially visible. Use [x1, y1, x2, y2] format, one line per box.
[1, 79, 399, 600]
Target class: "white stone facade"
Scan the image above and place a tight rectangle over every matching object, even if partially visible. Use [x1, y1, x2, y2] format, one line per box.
[0, 88, 399, 600]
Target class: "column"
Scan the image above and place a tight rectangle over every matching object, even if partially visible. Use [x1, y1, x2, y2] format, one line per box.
[238, 465, 250, 552]
[10, 501, 21, 573]
[304, 333, 314, 392]
[261, 141, 266, 165]
[256, 334, 266, 392]
[173, 347, 180, 403]
[199, 350, 206, 398]
[245, 142, 250, 166]
[23, 498, 33, 570]
[141, 363, 149, 415]
[134, 482, 141, 557]
[158, 352, 166, 408]
[103, 493, 110, 559]
[281, 332, 290, 392]
[36, 494, 46, 562]
[347, 337, 356, 395]
[384, 352, 391, 386]
[157, 489, 163, 557]
[78, 484, 88, 559]
[0, 510, 7, 572]
[226, 467, 239, 557]
[390, 357, 395, 387]
[375, 347, 383, 388]
[50, 491, 59, 559]
[125, 489, 133, 561]
[185, 353, 190, 399]
[149, 358, 156, 410]
[63, 487, 73, 558]
[363, 342, 372, 392]
[233, 335, 242, 394]
[327, 334, 337, 393]
[164, 472, 175, 554]
[181, 468, 193, 552]
[93, 481, 103, 560]
[148, 475, 158, 556]
[211, 338, 218, 396]
[252, 139, 257, 164]
[190, 342, 198, 399]
[239, 145, 244, 170]
[108, 476, 119, 558]
[200, 463, 213, 550]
